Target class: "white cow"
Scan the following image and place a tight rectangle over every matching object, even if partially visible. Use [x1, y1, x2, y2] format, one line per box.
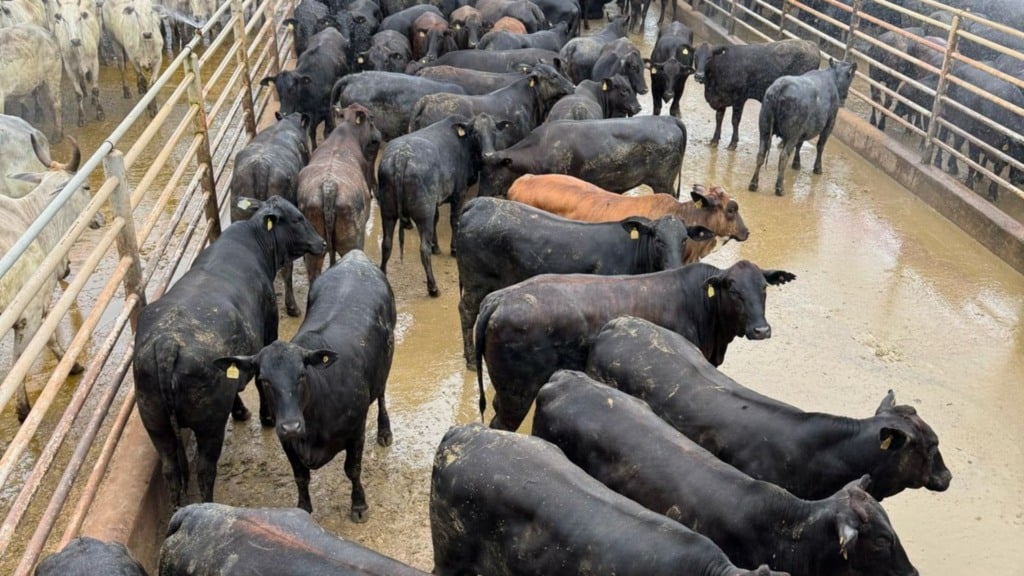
[103, 0, 163, 116]
[1, 137, 104, 422]
[0, 0, 47, 28]
[50, 0, 105, 126]
[0, 114, 49, 198]
[0, 24, 63, 140]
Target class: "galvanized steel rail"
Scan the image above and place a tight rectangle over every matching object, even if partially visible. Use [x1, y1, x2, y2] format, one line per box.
[0, 0, 290, 570]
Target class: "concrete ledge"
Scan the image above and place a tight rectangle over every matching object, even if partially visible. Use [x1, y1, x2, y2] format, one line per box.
[681, 4, 1024, 275]
[81, 408, 168, 573]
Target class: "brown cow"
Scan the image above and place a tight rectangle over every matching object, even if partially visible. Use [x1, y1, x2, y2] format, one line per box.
[491, 16, 527, 34]
[410, 11, 452, 63]
[507, 174, 749, 261]
[297, 104, 382, 287]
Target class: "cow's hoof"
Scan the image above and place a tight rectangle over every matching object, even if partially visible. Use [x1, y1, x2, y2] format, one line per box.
[669, 108, 680, 117]
[350, 507, 369, 523]
[123, 88, 132, 99]
[727, 142, 738, 151]
[775, 188, 785, 197]
[428, 286, 441, 298]
[231, 405, 251, 421]
[69, 361, 85, 375]
[748, 183, 758, 192]
[709, 139, 719, 148]
[813, 167, 823, 175]
[96, 110, 106, 121]
[465, 361, 477, 372]
[431, 245, 441, 255]
[77, 117, 86, 128]
[16, 404, 30, 423]
[377, 429, 393, 447]
[285, 303, 300, 317]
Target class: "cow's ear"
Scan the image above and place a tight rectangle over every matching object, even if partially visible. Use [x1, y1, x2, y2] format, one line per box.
[875, 389, 896, 415]
[879, 427, 910, 451]
[712, 46, 727, 56]
[303, 349, 338, 369]
[496, 120, 513, 130]
[354, 109, 367, 125]
[9, 172, 44, 184]
[452, 122, 469, 138]
[763, 269, 796, 285]
[263, 213, 279, 231]
[835, 514, 859, 560]
[686, 224, 714, 242]
[621, 217, 652, 240]
[703, 275, 727, 298]
[214, 356, 257, 390]
[690, 187, 717, 208]
[552, 56, 564, 72]
[274, 111, 283, 121]
[234, 196, 262, 218]
[259, 75, 276, 86]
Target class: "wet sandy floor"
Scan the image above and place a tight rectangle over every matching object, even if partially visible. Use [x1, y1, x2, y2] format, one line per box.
[204, 20, 1024, 576]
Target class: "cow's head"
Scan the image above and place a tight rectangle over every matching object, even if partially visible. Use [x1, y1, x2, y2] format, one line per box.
[421, 27, 457, 63]
[462, 114, 515, 171]
[621, 50, 648, 95]
[865, 390, 952, 499]
[703, 260, 795, 340]
[831, 476, 918, 576]
[238, 195, 326, 265]
[690, 184, 749, 242]
[335, 103, 382, 162]
[274, 111, 313, 157]
[450, 7, 486, 48]
[829, 57, 859, 105]
[12, 136, 105, 229]
[214, 342, 337, 439]
[692, 42, 721, 83]
[645, 52, 692, 103]
[362, 39, 409, 73]
[260, 71, 310, 116]
[528, 61, 576, 107]
[52, 0, 96, 54]
[599, 74, 641, 118]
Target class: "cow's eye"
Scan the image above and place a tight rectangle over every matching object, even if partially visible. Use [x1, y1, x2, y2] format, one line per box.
[81, 11, 89, 19]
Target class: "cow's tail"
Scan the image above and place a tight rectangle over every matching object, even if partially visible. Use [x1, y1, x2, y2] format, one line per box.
[322, 181, 338, 266]
[759, 101, 776, 168]
[255, 161, 270, 202]
[395, 153, 415, 262]
[474, 295, 499, 422]
[330, 77, 348, 108]
[674, 117, 688, 199]
[153, 336, 184, 441]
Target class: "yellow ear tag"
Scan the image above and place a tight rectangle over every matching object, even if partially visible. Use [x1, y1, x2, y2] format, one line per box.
[453, 23, 461, 29]
[694, 199, 703, 209]
[238, 198, 251, 210]
[226, 363, 240, 379]
[842, 549, 848, 560]
[681, 48, 689, 55]
[707, 285, 715, 298]
[322, 355, 330, 364]
[650, 68, 657, 75]
[357, 56, 364, 63]
[266, 218, 274, 231]
[602, 81, 609, 91]
[287, 22, 295, 30]
[418, 30, 427, 36]
[456, 126, 466, 137]
[355, 114, 362, 125]
[629, 228, 639, 240]
[529, 78, 536, 87]
[880, 436, 892, 450]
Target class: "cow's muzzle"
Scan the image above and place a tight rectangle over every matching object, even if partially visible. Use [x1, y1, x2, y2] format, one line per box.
[747, 325, 771, 340]
[926, 468, 952, 491]
[694, 73, 705, 83]
[278, 420, 304, 438]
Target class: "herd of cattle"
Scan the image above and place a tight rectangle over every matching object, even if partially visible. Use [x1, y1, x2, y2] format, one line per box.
[2, 0, 998, 572]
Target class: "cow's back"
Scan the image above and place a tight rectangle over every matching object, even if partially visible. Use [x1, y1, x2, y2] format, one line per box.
[508, 174, 682, 221]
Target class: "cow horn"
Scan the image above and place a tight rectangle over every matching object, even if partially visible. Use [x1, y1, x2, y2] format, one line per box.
[31, 133, 54, 169]
[66, 137, 81, 172]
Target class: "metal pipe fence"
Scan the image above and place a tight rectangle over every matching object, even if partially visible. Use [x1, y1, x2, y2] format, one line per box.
[692, 0, 1024, 203]
[0, 0, 292, 570]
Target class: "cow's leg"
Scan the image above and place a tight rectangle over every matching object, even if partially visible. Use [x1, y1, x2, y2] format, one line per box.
[727, 104, 743, 150]
[281, 261, 299, 317]
[344, 426, 369, 522]
[119, 48, 132, 99]
[138, 406, 188, 507]
[879, 90, 892, 132]
[869, 83, 880, 127]
[430, 209, 441, 255]
[448, 199, 460, 256]
[711, 108, 725, 146]
[304, 252, 326, 288]
[92, 86, 105, 121]
[748, 134, 770, 192]
[775, 140, 797, 196]
[285, 447, 314, 512]
[416, 215, 440, 297]
[670, 79, 684, 117]
[376, 393, 393, 447]
[947, 134, 963, 176]
[73, 81, 87, 127]
[194, 426, 226, 502]
[380, 215, 397, 273]
[231, 394, 251, 421]
[458, 292, 482, 370]
[815, 119, 837, 175]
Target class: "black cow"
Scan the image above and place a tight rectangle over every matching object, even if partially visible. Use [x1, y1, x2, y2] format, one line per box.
[214, 250, 395, 522]
[480, 116, 687, 197]
[559, 15, 626, 83]
[332, 0, 381, 58]
[449, 5, 488, 48]
[547, 74, 639, 120]
[260, 27, 349, 149]
[532, 371, 920, 576]
[531, 0, 580, 36]
[378, 114, 512, 297]
[476, 0, 548, 32]
[35, 538, 148, 576]
[591, 37, 647, 95]
[478, 20, 570, 51]
[134, 196, 326, 507]
[409, 62, 574, 139]
[863, 27, 923, 131]
[414, 65, 528, 94]
[646, 21, 694, 118]
[474, 260, 795, 430]
[229, 112, 312, 316]
[358, 30, 411, 72]
[331, 71, 467, 141]
[431, 424, 786, 576]
[456, 196, 711, 368]
[749, 58, 857, 195]
[408, 48, 562, 73]
[160, 504, 429, 575]
[692, 39, 820, 150]
[411, 10, 455, 62]
[284, 0, 329, 57]
[379, 4, 443, 36]
[587, 316, 953, 500]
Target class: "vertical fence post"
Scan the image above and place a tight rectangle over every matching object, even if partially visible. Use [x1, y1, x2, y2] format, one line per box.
[232, 0, 258, 139]
[102, 151, 147, 330]
[778, 0, 790, 39]
[843, 0, 863, 59]
[921, 12, 962, 165]
[728, 0, 740, 35]
[186, 52, 223, 242]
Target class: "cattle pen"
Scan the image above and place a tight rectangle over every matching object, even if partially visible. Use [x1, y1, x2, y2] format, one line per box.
[0, 0, 1022, 574]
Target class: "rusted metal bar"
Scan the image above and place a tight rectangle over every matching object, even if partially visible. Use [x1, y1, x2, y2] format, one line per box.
[104, 151, 146, 329]
[233, 0, 258, 138]
[11, 278, 137, 576]
[186, 52, 223, 243]
[922, 12, 961, 164]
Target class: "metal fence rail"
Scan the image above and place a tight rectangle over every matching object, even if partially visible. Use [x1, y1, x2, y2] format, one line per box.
[695, 0, 1024, 204]
[0, 0, 290, 570]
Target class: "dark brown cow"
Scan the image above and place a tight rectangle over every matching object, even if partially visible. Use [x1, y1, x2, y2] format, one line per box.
[297, 104, 382, 287]
[507, 175, 749, 262]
